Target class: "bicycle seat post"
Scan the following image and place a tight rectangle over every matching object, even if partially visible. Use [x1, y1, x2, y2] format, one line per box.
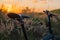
[7, 13, 30, 40]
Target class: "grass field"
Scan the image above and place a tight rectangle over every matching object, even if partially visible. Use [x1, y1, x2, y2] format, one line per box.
[0, 9, 60, 40]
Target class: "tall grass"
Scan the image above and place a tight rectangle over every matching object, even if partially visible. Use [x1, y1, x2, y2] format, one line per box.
[0, 9, 60, 40]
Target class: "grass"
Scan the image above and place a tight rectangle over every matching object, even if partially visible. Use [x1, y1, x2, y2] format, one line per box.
[0, 9, 60, 40]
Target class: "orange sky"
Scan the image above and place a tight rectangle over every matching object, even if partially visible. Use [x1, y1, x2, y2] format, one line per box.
[0, 0, 60, 13]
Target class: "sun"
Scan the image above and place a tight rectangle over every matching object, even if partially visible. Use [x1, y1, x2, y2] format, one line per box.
[7, 7, 12, 12]
[6, 5, 12, 12]
[5, 4, 22, 13]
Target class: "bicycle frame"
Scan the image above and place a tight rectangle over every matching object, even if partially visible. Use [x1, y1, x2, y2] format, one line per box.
[43, 10, 54, 40]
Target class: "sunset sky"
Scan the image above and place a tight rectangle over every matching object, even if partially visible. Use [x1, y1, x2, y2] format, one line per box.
[0, 0, 60, 13]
